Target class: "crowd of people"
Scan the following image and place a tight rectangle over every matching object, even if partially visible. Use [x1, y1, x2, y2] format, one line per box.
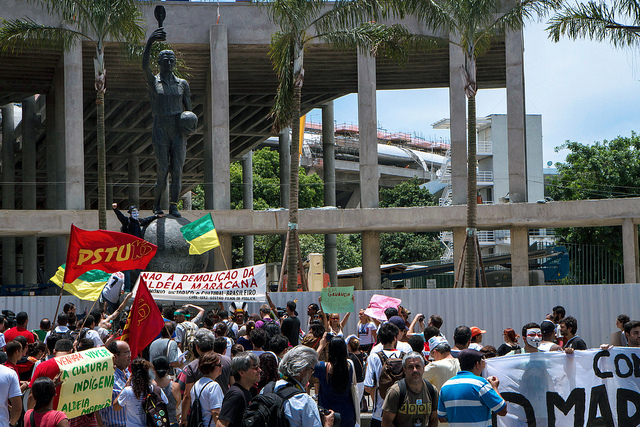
[0, 295, 638, 427]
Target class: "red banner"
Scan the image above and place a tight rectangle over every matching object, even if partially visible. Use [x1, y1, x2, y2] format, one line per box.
[121, 277, 164, 359]
[63, 225, 157, 284]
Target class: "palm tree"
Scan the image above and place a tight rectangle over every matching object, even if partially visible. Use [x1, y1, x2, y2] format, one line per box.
[0, 0, 147, 230]
[547, 0, 640, 48]
[262, 0, 422, 291]
[395, 0, 559, 286]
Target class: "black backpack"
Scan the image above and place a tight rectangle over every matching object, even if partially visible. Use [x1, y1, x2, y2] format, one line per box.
[187, 381, 215, 427]
[143, 385, 170, 427]
[242, 381, 304, 427]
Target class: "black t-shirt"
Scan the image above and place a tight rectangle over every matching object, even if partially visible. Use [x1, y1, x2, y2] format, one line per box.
[218, 383, 253, 427]
[348, 352, 365, 382]
[281, 316, 301, 346]
[565, 336, 587, 350]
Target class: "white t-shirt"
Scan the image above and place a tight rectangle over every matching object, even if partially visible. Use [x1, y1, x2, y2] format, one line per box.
[117, 385, 168, 427]
[190, 378, 224, 427]
[370, 341, 412, 354]
[0, 365, 21, 425]
[357, 322, 377, 345]
[45, 325, 70, 344]
[364, 348, 404, 420]
[102, 272, 125, 303]
[468, 342, 483, 351]
[85, 328, 104, 347]
[423, 357, 460, 390]
[0, 333, 5, 349]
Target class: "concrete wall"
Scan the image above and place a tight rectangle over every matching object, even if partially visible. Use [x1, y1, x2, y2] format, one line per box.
[263, 284, 640, 353]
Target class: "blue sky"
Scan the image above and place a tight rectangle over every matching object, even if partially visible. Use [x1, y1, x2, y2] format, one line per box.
[305, 22, 640, 167]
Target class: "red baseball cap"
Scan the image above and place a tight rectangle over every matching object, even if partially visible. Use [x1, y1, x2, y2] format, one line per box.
[471, 327, 486, 337]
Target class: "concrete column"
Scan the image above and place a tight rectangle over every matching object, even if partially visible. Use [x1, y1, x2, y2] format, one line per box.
[205, 25, 231, 270]
[2, 104, 16, 285]
[128, 154, 140, 207]
[622, 218, 639, 283]
[243, 152, 254, 266]
[62, 41, 85, 210]
[322, 102, 338, 287]
[357, 50, 381, 290]
[22, 96, 37, 285]
[44, 93, 60, 279]
[279, 129, 291, 254]
[453, 227, 466, 283]
[506, 29, 527, 203]
[362, 231, 380, 290]
[510, 226, 529, 286]
[449, 35, 467, 205]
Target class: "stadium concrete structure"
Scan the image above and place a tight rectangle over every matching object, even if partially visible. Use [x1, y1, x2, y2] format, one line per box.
[1, 1, 639, 290]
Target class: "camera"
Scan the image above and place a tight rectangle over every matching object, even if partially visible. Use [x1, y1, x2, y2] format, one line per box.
[318, 407, 341, 426]
[325, 332, 334, 341]
[418, 315, 425, 322]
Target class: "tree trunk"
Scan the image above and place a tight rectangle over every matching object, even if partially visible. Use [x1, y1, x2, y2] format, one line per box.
[465, 95, 477, 287]
[97, 90, 107, 230]
[287, 85, 301, 292]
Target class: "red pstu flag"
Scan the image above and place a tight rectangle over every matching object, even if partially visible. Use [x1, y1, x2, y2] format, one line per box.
[63, 225, 157, 284]
[121, 277, 164, 359]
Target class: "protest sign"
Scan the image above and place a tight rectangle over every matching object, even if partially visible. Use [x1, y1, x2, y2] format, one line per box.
[364, 294, 401, 321]
[56, 348, 114, 418]
[139, 263, 267, 302]
[321, 286, 354, 313]
[485, 348, 640, 426]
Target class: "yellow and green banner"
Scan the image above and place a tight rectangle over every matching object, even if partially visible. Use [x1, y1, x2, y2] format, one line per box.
[180, 213, 220, 255]
[50, 265, 110, 301]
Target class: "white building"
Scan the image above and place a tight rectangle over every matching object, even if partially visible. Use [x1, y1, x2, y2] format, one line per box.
[433, 114, 552, 257]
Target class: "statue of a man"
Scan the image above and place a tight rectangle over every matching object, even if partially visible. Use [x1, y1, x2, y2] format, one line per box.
[142, 28, 196, 218]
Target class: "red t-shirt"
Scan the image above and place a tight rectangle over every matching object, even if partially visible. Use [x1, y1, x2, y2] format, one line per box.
[4, 326, 36, 344]
[24, 409, 67, 427]
[30, 358, 61, 410]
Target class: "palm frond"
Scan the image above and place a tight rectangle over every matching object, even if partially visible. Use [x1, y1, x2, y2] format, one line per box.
[322, 23, 444, 66]
[314, 0, 386, 36]
[0, 18, 84, 53]
[547, 1, 640, 47]
[269, 31, 296, 133]
[259, 0, 328, 34]
[492, 0, 560, 33]
[399, 0, 457, 34]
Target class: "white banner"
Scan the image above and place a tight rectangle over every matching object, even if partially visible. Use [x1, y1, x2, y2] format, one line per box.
[139, 264, 266, 302]
[485, 348, 640, 426]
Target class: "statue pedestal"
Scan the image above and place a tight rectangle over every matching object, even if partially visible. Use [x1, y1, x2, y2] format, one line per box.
[143, 216, 208, 274]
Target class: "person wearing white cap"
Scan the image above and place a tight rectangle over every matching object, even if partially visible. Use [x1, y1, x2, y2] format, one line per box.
[423, 337, 460, 392]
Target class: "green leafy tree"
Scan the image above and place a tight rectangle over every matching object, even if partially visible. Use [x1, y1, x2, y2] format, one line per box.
[548, 133, 640, 277]
[394, 0, 559, 286]
[379, 177, 443, 263]
[0, 0, 147, 229]
[261, 0, 424, 290]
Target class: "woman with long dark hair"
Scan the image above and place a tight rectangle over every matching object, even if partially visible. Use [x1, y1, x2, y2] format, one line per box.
[24, 376, 69, 427]
[313, 336, 359, 427]
[153, 357, 181, 427]
[114, 357, 168, 427]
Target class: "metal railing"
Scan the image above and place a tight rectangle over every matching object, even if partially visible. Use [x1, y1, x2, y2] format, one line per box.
[477, 140, 492, 154]
[477, 171, 493, 182]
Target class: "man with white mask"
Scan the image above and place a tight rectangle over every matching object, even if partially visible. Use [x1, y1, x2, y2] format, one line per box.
[521, 323, 542, 353]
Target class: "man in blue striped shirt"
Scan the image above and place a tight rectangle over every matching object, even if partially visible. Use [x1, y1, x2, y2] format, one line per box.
[437, 349, 507, 426]
[100, 340, 131, 427]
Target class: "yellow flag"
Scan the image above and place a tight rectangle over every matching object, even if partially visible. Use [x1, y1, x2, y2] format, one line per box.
[299, 115, 306, 156]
